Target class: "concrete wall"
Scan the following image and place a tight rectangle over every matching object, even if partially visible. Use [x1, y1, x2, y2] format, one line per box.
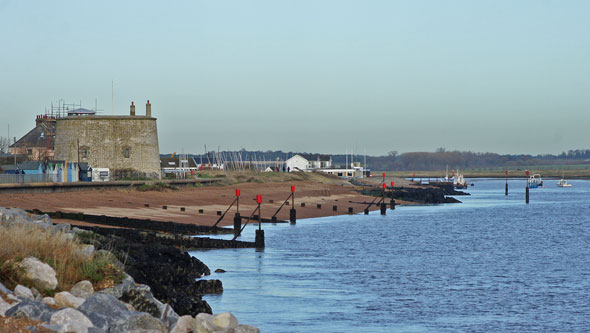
[54, 116, 160, 178]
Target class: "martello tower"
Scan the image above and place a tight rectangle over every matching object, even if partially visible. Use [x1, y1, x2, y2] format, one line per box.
[54, 100, 160, 179]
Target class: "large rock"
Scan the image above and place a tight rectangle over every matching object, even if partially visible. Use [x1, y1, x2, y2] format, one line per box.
[171, 315, 194, 333]
[193, 313, 226, 333]
[42, 297, 57, 306]
[78, 293, 132, 331]
[14, 285, 35, 300]
[18, 256, 58, 291]
[71, 280, 94, 299]
[50, 308, 94, 333]
[110, 312, 166, 333]
[76, 245, 95, 261]
[0, 296, 14, 316]
[212, 312, 238, 330]
[98, 273, 135, 299]
[235, 325, 261, 333]
[55, 291, 85, 308]
[5, 299, 56, 322]
[121, 284, 179, 328]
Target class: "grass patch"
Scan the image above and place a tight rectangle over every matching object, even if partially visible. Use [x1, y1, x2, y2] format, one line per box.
[136, 182, 179, 192]
[0, 223, 124, 293]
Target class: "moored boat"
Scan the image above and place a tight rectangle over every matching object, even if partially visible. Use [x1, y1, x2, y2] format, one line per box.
[557, 179, 572, 187]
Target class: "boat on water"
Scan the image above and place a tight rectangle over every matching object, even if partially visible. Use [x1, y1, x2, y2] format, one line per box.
[557, 179, 572, 187]
[529, 174, 543, 188]
[453, 170, 468, 189]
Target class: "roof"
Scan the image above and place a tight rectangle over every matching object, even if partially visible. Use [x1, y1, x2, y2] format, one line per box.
[67, 108, 96, 116]
[160, 157, 198, 169]
[297, 154, 332, 162]
[10, 123, 55, 148]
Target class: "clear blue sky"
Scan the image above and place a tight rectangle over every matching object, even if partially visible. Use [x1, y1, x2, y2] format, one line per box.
[1, 0, 588, 155]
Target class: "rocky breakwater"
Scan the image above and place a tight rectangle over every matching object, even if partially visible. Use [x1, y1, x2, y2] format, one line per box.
[0, 207, 260, 332]
[360, 185, 467, 204]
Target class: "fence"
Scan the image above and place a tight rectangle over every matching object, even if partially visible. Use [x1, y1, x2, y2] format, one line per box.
[0, 174, 60, 184]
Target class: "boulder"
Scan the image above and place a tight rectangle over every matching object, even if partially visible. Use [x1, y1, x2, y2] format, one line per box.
[5, 299, 56, 322]
[110, 312, 166, 333]
[76, 245, 95, 261]
[121, 284, 179, 328]
[51, 222, 71, 233]
[215, 268, 226, 273]
[50, 308, 94, 333]
[42, 297, 57, 306]
[212, 312, 239, 330]
[55, 291, 85, 308]
[171, 315, 194, 333]
[235, 325, 261, 333]
[78, 293, 131, 331]
[18, 256, 58, 291]
[193, 313, 224, 333]
[34, 214, 51, 224]
[0, 296, 14, 316]
[195, 279, 223, 294]
[30, 287, 44, 301]
[14, 285, 35, 300]
[98, 273, 134, 299]
[71, 280, 94, 299]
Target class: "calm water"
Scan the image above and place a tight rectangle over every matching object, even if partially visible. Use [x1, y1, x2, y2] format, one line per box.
[190, 179, 590, 332]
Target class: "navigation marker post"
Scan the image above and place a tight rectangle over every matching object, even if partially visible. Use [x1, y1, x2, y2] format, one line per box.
[390, 181, 396, 210]
[255, 194, 265, 248]
[380, 183, 387, 215]
[525, 170, 530, 204]
[505, 170, 509, 196]
[290, 185, 296, 224]
[234, 189, 241, 237]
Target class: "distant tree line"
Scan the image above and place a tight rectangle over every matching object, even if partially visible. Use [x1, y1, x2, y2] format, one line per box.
[161, 148, 590, 171]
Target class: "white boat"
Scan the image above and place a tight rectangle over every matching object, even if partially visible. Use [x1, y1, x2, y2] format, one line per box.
[557, 179, 572, 187]
[453, 169, 467, 189]
[529, 174, 543, 188]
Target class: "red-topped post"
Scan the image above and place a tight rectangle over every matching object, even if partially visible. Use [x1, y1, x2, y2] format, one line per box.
[255, 194, 265, 248]
[290, 186, 296, 224]
[390, 181, 396, 210]
[234, 189, 241, 236]
[380, 183, 387, 215]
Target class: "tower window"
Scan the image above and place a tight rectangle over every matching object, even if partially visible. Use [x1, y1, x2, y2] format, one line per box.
[123, 147, 131, 158]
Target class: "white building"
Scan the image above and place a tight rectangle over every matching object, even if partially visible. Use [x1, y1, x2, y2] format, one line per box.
[285, 154, 332, 172]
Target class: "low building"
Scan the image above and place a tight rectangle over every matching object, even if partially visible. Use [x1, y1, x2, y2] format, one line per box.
[285, 154, 332, 172]
[161, 155, 198, 178]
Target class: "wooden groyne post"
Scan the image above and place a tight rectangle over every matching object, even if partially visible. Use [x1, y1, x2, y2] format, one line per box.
[289, 186, 296, 224]
[234, 189, 241, 236]
[380, 183, 387, 215]
[389, 181, 396, 210]
[525, 170, 530, 204]
[255, 194, 265, 248]
[505, 170, 508, 196]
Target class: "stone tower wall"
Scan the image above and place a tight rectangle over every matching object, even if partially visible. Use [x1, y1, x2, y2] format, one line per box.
[54, 116, 160, 179]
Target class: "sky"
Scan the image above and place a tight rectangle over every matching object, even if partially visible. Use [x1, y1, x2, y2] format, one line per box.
[0, 0, 589, 156]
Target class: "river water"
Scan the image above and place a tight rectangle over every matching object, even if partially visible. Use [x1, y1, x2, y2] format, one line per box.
[190, 179, 590, 332]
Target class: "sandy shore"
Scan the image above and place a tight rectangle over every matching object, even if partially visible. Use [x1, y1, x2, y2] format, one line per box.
[0, 177, 409, 228]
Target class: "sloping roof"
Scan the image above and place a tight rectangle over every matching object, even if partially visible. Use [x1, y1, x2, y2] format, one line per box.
[160, 157, 198, 169]
[9, 123, 55, 148]
[298, 154, 331, 162]
[16, 161, 43, 171]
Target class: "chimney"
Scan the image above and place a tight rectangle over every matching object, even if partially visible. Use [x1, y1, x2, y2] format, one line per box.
[146, 100, 151, 117]
[130, 101, 135, 116]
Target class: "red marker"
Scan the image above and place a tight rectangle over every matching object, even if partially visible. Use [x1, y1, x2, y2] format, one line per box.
[505, 170, 508, 176]
[382, 183, 386, 189]
[256, 195, 262, 204]
[382, 172, 386, 178]
[291, 186, 295, 192]
[391, 181, 395, 187]
[235, 189, 240, 197]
